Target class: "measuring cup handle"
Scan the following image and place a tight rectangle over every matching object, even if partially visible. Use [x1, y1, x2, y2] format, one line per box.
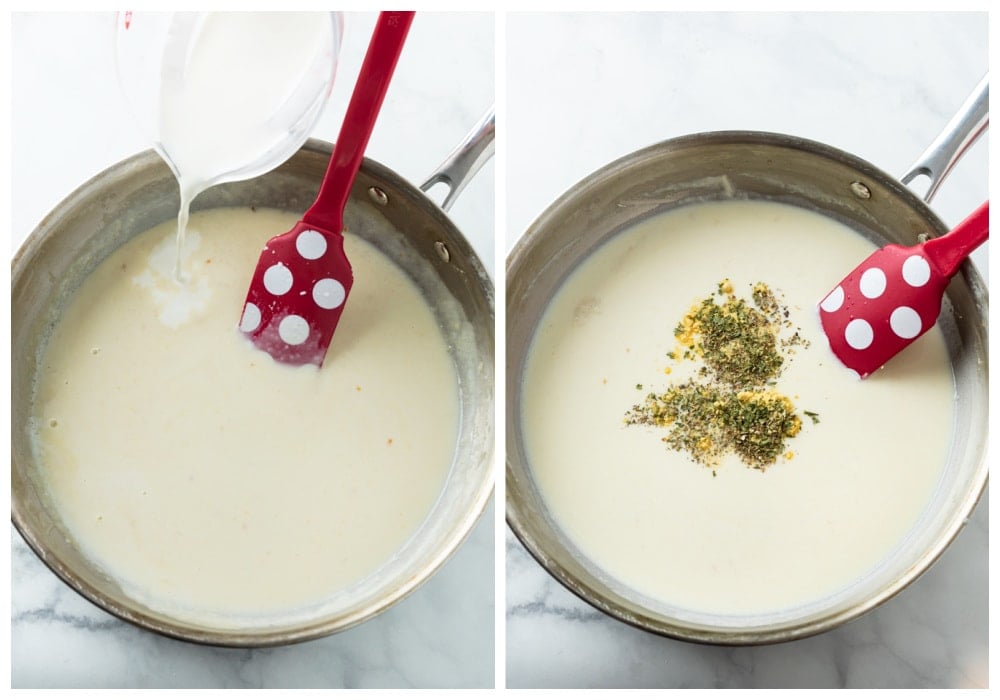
[900, 74, 988, 204]
[420, 107, 495, 213]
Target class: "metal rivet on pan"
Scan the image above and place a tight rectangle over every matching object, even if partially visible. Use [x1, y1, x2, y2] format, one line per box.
[434, 241, 451, 263]
[368, 187, 389, 206]
[850, 181, 872, 200]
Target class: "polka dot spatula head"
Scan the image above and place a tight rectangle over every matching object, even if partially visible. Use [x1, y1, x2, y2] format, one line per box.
[239, 11, 414, 366]
[819, 201, 988, 378]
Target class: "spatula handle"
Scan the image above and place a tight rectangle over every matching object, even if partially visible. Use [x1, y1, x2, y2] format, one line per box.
[923, 201, 989, 278]
[304, 11, 414, 231]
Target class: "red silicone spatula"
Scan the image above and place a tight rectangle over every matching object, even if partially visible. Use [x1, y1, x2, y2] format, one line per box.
[239, 11, 414, 366]
[818, 201, 988, 378]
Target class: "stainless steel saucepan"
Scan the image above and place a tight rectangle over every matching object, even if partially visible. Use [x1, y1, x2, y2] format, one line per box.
[12, 112, 495, 646]
[506, 79, 988, 644]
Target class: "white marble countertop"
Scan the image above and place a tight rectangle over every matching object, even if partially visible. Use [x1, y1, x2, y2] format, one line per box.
[505, 12, 988, 689]
[11, 11, 495, 689]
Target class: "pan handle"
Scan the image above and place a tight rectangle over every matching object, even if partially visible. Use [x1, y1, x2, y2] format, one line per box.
[420, 106, 495, 213]
[900, 74, 988, 204]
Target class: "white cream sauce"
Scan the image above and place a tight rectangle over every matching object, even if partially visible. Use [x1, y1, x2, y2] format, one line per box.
[522, 200, 955, 615]
[31, 207, 458, 622]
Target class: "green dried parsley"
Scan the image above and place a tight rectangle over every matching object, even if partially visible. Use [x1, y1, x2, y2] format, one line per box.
[625, 385, 802, 469]
[625, 279, 816, 471]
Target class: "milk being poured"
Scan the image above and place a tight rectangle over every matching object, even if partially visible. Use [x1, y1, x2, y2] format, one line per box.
[151, 12, 335, 280]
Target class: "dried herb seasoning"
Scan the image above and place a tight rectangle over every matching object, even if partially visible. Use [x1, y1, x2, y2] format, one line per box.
[625, 280, 816, 471]
[626, 385, 802, 469]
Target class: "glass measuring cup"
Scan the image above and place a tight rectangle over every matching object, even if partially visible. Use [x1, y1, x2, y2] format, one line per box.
[115, 11, 342, 189]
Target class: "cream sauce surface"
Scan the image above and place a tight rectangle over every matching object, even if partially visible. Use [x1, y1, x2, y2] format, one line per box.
[522, 200, 955, 615]
[32, 207, 458, 622]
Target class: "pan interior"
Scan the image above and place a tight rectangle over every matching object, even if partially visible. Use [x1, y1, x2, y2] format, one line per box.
[506, 133, 987, 642]
[12, 142, 494, 644]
